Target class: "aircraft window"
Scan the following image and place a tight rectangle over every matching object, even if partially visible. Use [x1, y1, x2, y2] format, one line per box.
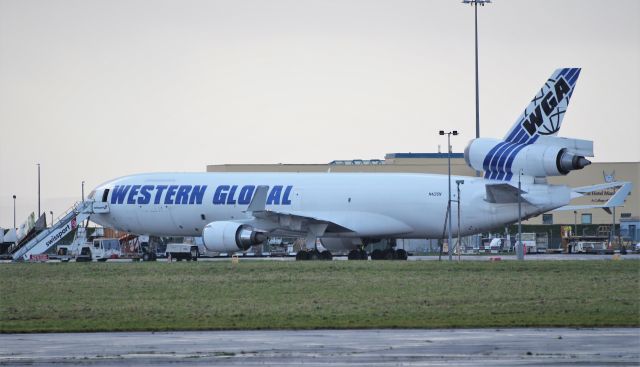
[201, 214, 206, 220]
[102, 189, 109, 202]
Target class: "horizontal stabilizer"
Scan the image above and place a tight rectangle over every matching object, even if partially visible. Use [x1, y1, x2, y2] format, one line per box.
[485, 183, 530, 204]
[555, 181, 632, 213]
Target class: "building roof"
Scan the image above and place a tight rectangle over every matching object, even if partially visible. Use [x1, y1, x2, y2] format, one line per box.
[385, 153, 465, 159]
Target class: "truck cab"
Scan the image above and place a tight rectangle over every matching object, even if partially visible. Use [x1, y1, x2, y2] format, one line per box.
[78, 238, 121, 262]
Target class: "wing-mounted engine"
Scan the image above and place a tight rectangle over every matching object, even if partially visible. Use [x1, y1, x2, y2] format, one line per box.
[202, 221, 267, 252]
[465, 136, 593, 180]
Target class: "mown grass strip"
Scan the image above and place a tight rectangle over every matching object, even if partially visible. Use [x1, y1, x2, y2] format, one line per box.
[1, 260, 638, 332]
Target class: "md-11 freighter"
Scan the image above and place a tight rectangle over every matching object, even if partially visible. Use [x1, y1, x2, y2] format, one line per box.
[88, 68, 606, 259]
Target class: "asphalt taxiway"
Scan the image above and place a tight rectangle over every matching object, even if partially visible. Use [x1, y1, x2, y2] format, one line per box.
[1, 328, 638, 366]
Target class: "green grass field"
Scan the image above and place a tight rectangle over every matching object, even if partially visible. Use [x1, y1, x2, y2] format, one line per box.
[0, 260, 638, 333]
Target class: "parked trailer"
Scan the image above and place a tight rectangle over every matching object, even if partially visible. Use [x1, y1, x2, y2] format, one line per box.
[165, 243, 199, 261]
[515, 233, 538, 254]
[572, 241, 613, 254]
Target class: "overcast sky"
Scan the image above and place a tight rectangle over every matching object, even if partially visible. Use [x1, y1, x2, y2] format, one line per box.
[1, 0, 639, 228]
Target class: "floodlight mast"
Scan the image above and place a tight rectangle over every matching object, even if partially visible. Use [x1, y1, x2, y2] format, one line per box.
[456, 180, 464, 261]
[12, 195, 17, 230]
[517, 169, 524, 260]
[439, 130, 458, 261]
[37, 163, 41, 217]
[462, 0, 491, 176]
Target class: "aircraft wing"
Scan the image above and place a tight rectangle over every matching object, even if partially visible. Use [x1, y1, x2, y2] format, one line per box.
[555, 181, 632, 214]
[252, 209, 414, 237]
[244, 185, 414, 237]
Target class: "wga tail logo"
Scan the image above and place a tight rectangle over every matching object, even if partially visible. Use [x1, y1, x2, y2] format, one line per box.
[522, 76, 571, 136]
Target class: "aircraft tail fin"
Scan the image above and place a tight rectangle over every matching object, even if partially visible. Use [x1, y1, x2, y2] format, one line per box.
[464, 68, 591, 181]
[503, 68, 581, 144]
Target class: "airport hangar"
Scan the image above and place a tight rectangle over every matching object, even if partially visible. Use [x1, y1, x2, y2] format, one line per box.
[207, 153, 639, 247]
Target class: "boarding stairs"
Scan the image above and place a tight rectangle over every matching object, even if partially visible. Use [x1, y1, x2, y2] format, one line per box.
[11, 201, 93, 261]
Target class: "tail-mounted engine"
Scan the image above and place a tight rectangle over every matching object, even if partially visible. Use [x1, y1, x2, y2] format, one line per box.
[465, 136, 593, 180]
[202, 221, 267, 252]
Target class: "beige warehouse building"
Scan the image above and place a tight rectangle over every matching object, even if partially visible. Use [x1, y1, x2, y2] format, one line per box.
[207, 153, 639, 241]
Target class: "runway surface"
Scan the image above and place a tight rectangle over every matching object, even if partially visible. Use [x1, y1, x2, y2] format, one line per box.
[1, 328, 638, 366]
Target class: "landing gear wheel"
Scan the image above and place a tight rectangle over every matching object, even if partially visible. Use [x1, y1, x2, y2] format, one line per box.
[347, 250, 359, 260]
[308, 250, 320, 261]
[296, 250, 309, 261]
[142, 253, 150, 262]
[320, 250, 333, 260]
[371, 249, 382, 260]
[395, 249, 408, 260]
[359, 249, 368, 260]
[382, 248, 395, 260]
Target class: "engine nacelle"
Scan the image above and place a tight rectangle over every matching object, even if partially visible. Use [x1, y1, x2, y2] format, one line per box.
[202, 221, 267, 252]
[465, 137, 592, 178]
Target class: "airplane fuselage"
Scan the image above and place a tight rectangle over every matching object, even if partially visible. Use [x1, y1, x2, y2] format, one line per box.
[90, 172, 570, 243]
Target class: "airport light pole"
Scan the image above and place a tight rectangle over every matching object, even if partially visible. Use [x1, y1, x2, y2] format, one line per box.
[611, 207, 616, 248]
[82, 181, 85, 201]
[456, 180, 464, 261]
[440, 130, 458, 261]
[462, 0, 491, 176]
[50, 211, 53, 227]
[12, 195, 16, 230]
[517, 169, 524, 260]
[37, 163, 41, 217]
[573, 210, 577, 236]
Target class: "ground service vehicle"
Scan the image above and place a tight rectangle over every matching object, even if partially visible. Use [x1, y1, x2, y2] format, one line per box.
[165, 243, 199, 261]
[515, 233, 538, 254]
[78, 238, 121, 262]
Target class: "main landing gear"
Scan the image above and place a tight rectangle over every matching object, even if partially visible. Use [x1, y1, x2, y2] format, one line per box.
[370, 248, 408, 260]
[295, 249, 333, 261]
[347, 248, 368, 260]
[295, 247, 407, 260]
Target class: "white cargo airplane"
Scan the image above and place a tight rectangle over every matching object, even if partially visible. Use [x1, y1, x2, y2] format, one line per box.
[87, 68, 613, 259]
